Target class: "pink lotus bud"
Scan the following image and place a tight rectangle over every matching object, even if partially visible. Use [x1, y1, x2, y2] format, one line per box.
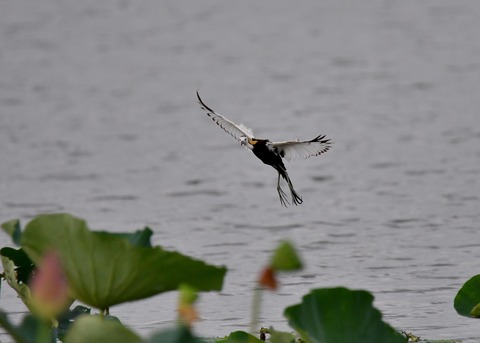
[258, 266, 278, 290]
[30, 251, 70, 319]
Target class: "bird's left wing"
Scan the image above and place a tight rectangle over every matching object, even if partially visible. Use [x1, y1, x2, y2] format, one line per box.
[270, 135, 332, 162]
[197, 91, 254, 142]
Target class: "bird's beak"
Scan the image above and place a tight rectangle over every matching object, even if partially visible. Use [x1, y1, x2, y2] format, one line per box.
[240, 136, 253, 150]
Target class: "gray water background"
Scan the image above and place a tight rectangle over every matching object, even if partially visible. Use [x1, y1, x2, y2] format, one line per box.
[1, 0, 480, 341]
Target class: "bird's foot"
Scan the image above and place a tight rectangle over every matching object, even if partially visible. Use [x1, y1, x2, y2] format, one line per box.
[277, 186, 290, 207]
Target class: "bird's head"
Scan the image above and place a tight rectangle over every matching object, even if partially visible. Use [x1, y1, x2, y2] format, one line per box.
[240, 136, 255, 150]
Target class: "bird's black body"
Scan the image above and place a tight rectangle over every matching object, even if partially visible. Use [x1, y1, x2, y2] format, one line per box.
[250, 139, 283, 167]
[196, 91, 331, 207]
[249, 138, 303, 206]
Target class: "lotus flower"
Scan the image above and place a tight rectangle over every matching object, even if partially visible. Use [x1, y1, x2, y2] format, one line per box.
[30, 251, 70, 320]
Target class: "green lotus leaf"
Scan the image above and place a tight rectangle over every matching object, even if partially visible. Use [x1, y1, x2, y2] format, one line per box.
[179, 284, 199, 306]
[95, 227, 153, 247]
[64, 315, 142, 343]
[146, 325, 202, 343]
[20, 213, 227, 310]
[1, 219, 22, 245]
[270, 240, 302, 271]
[0, 247, 34, 284]
[0, 311, 53, 343]
[284, 287, 406, 343]
[268, 329, 296, 343]
[1, 255, 33, 312]
[215, 331, 264, 343]
[57, 305, 91, 341]
[471, 303, 480, 317]
[454, 274, 480, 318]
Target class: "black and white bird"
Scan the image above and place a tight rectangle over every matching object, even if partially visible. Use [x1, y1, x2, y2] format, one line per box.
[197, 91, 332, 206]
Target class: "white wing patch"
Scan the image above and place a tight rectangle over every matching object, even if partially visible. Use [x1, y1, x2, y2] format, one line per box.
[237, 123, 254, 139]
[197, 91, 254, 142]
[270, 135, 332, 162]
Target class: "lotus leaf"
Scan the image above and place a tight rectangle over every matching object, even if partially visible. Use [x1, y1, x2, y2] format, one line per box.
[1, 219, 22, 245]
[454, 274, 480, 318]
[215, 331, 264, 343]
[284, 287, 406, 343]
[146, 325, 202, 343]
[64, 315, 141, 343]
[0, 247, 34, 284]
[270, 240, 302, 271]
[95, 227, 153, 247]
[21, 213, 227, 310]
[0, 311, 53, 343]
[1, 255, 33, 312]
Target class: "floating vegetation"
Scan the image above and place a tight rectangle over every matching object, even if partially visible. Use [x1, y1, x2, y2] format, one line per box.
[0, 213, 473, 343]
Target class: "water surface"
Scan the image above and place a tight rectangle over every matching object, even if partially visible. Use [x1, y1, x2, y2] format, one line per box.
[1, 1, 480, 341]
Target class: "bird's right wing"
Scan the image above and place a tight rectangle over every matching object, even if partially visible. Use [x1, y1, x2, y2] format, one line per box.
[270, 135, 332, 161]
[197, 91, 254, 142]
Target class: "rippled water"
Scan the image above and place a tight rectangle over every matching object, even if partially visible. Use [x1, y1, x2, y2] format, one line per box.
[1, 1, 480, 341]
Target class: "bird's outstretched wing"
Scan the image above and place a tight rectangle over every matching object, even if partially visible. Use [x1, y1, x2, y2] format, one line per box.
[197, 91, 254, 142]
[270, 135, 332, 162]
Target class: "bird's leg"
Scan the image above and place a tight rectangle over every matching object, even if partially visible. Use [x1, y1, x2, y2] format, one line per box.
[276, 172, 290, 207]
[283, 171, 303, 206]
[288, 182, 303, 205]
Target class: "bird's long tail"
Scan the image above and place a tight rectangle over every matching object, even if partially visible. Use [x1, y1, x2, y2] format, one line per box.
[275, 167, 303, 206]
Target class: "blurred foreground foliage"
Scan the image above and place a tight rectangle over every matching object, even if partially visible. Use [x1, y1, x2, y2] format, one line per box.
[0, 213, 470, 343]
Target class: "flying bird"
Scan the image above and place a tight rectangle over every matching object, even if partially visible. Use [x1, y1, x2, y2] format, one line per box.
[196, 91, 332, 206]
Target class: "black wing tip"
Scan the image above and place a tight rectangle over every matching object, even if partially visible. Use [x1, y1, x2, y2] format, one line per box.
[196, 89, 204, 105]
[311, 134, 333, 145]
[196, 90, 215, 113]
